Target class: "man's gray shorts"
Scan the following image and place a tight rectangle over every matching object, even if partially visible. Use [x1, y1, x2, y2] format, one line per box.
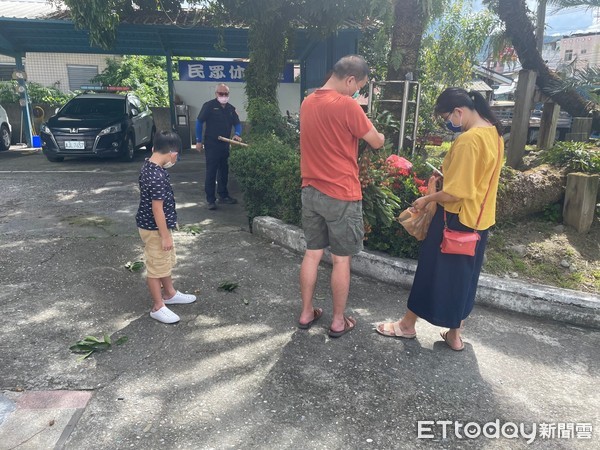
[301, 186, 364, 256]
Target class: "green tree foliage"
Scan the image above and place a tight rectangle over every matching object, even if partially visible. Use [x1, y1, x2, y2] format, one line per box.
[0, 81, 73, 106]
[92, 56, 175, 106]
[214, 0, 369, 133]
[50, 0, 185, 49]
[547, 0, 600, 8]
[56, 0, 369, 135]
[418, 1, 494, 135]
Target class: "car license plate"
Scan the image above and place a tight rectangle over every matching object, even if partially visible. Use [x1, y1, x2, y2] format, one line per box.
[65, 140, 85, 150]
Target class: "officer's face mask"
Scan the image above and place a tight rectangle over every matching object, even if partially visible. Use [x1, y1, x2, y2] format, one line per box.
[217, 91, 230, 104]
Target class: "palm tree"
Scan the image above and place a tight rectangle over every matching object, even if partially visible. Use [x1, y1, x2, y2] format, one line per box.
[547, 0, 600, 7]
[486, 0, 598, 118]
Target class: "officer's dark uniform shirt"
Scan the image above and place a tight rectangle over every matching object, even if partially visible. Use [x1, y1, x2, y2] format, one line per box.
[197, 99, 240, 149]
[136, 160, 177, 230]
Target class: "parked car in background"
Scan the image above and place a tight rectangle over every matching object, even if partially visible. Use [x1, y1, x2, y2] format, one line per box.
[491, 100, 572, 144]
[40, 92, 155, 162]
[0, 104, 12, 151]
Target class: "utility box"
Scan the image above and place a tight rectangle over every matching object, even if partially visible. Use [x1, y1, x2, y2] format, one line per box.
[175, 104, 191, 150]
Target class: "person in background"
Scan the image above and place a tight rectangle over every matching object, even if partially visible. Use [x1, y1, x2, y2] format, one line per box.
[195, 83, 242, 210]
[298, 55, 385, 338]
[136, 130, 197, 324]
[376, 88, 504, 351]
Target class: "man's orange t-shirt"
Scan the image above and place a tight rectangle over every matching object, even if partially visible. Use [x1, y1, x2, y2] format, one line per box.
[300, 89, 374, 201]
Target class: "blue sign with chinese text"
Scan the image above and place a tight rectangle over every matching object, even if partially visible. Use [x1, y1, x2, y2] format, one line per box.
[179, 60, 294, 83]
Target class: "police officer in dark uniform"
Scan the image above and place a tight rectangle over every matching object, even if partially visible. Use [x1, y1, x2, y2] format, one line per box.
[195, 83, 243, 210]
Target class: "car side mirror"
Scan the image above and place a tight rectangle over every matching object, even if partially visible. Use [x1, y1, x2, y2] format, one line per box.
[131, 108, 139, 117]
[55, 107, 60, 114]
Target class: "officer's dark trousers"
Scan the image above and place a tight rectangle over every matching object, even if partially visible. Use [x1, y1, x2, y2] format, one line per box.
[204, 147, 230, 204]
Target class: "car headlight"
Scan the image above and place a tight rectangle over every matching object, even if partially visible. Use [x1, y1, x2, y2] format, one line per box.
[98, 124, 122, 136]
[41, 124, 52, 134]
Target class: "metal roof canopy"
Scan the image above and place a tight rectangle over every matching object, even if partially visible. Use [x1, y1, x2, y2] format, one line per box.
[0, 16, 358, 64]
[0, 17, 260, 58]
[0, 15, 359, 146]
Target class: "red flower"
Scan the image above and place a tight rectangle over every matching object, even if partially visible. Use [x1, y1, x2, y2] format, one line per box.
[418, 186, 428, 194]
[413, 175, 426, 187]
[386, 155, 412, 172]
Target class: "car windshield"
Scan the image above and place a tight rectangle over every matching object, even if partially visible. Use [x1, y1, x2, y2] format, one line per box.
[60, 98, 125, 118]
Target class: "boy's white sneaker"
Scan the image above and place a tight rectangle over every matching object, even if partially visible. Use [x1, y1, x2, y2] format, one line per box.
[164, 291, 197, 305]
[150, 306, 180, 324]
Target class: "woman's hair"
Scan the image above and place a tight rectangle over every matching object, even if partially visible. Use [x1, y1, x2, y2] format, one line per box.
[434, 87, 502, 135]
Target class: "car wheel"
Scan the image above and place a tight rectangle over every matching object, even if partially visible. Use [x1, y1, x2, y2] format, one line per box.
[145, 128, 155, 150]
[0, 124, 10, 151]
[121, 136, 135, 162]
[46, 154, 64, 162]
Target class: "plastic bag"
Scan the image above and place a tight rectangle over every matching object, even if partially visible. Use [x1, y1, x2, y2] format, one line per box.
[397, 176, 437, 241]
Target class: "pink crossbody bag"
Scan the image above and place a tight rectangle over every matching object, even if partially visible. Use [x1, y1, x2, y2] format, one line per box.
[440, 137, 501, 257]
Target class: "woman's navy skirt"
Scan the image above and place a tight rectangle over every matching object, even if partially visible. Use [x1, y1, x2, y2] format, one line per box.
[407, 204, 489, 328]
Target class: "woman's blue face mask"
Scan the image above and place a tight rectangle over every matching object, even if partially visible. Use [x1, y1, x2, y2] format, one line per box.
[444, 109, 462, 133]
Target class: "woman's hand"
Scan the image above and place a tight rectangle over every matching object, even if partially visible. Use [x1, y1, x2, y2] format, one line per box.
[412, 195, 430, 212]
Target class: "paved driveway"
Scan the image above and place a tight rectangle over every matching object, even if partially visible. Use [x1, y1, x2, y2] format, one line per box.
[0, 148, 598, 449]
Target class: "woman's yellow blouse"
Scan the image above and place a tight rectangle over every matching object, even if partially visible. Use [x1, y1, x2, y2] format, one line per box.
[441, 126, 504, 230]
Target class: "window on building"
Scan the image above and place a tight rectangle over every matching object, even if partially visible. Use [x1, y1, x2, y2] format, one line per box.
[0, 63, 17, 81]
[67, 65, 99, 91]
[565, 50, 573, 61]
[581, 49, 587, 54]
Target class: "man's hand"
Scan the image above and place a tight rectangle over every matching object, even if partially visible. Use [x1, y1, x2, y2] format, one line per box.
[161, 234, 174, 251]
[232, 135, 242, 142]
[195, 142, 204, 152]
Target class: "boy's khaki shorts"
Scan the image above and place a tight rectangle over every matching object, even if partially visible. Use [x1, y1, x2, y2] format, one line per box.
[138, 228, 177, 278]
[301, 186, 364, 256]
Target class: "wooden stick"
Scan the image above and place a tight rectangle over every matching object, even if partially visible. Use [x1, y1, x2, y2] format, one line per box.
[218, 136, 248, 147]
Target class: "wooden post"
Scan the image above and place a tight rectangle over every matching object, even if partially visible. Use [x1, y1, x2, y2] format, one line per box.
[566, 117, 593, 142]
[507, 70, 537, 168]
[537, 102, 560, 150]
[563, 173, 600, 233]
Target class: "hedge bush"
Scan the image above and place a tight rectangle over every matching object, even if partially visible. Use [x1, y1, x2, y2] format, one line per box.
[229, 134, 301, 226]
[230, 133, 435, 259]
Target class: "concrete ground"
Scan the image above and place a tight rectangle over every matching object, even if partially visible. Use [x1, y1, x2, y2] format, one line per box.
[0, 147, 598, 449]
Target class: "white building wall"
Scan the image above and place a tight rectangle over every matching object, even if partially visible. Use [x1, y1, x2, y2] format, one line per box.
[173, 81, 301, 123]
[0, 53, 120, 91]
[560, 34, 600, 70]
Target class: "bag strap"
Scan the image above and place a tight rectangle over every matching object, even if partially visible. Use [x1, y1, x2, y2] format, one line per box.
[444, 135, 502, 230]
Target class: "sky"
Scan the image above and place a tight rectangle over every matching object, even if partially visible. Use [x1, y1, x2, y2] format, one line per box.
[472, 0, 595, 35]
[13, 0, 597, 36]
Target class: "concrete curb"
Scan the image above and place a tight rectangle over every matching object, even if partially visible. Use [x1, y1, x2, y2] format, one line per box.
[253, 216, 600, 329]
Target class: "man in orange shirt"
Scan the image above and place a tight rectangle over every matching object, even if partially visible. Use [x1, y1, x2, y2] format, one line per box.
[298, 55, 385, 338]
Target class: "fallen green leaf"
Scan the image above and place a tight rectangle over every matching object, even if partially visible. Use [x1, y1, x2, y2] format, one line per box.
[115, 336, 128, 346]
[124, 260, 145, 272]
[218, 281, 239, 292]
[242, 298, 249, 305]
[70, 333, 127, 360]
[180, 224, 203, 235]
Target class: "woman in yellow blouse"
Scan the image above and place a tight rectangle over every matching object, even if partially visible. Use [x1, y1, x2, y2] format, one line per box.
[377, 88, 504, 351]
